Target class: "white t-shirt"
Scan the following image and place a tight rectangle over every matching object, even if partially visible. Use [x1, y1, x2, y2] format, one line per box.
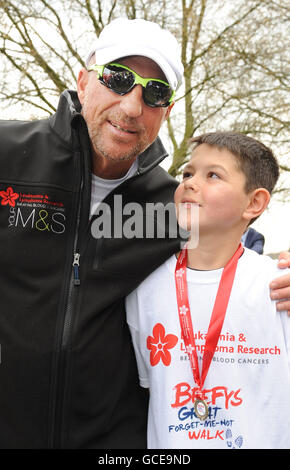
[126, 248, 290, 449]
[90, 159, 138, 218]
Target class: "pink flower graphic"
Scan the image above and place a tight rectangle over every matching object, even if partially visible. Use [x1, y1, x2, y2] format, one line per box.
[147, 323, 178, 366]
[0, 187, 19, 207]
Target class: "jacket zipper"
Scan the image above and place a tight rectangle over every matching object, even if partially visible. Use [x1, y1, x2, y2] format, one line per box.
[72, 253, 81, 286]
[51, 150, 83, 448]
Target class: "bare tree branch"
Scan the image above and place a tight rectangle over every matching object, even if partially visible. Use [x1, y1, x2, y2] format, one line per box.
[0, 0, 288, 201]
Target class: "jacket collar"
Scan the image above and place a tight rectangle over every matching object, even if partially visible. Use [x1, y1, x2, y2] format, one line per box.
[49, 90, 82, 145]
[49, 89, 169, 173]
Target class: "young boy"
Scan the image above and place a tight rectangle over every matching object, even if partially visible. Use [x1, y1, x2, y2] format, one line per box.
[126, 132, 290, 449]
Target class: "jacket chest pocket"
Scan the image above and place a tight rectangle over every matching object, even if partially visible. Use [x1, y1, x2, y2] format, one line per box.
[0, 183, 70, 236]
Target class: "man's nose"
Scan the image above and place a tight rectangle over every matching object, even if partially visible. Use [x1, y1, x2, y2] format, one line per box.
[119, 85, 143, 118]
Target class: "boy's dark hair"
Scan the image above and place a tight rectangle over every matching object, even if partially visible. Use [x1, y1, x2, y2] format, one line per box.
[190, 132, 279, 195]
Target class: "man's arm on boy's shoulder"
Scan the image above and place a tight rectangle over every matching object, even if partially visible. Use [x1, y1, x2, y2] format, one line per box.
[270, 252, 290, 316]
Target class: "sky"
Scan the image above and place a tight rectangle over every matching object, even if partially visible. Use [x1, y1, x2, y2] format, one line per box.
[251, 200, 289, 255]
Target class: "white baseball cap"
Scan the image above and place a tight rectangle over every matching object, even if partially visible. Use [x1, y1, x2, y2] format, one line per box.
[85, 18, 184, 91]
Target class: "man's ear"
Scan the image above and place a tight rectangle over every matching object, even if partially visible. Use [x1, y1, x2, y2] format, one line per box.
[243, 188, 271, 222]
[77, 68, 89, 106]
[164, 101, 175, 121]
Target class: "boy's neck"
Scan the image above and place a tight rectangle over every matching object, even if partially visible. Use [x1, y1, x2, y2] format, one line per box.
[186, 232, 244, 271]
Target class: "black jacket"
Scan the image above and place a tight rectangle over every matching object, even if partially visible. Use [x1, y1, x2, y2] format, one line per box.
[0, 90, 183, 448]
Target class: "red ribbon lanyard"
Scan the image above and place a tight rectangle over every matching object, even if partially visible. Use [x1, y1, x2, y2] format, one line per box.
[175, 243, 244, 399]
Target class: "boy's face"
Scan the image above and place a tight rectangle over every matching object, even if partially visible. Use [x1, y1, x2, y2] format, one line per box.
[174, 143, 251, 234]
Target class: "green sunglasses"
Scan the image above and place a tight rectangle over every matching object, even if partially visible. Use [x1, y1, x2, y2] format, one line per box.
[88, 62, 175, 108]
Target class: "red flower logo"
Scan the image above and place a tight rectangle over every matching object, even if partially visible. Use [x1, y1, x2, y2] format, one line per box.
[0, 187, 19, 207]
[147, 323, 178, 367]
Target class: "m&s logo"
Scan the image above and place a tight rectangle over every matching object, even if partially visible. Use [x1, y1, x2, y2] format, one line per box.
[8, 207, 66, 234]
[0, 187, 66, 235]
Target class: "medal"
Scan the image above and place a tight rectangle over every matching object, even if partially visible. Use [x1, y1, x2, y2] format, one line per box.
[175, 243, 243, 421]
[194, 398, 209, 421]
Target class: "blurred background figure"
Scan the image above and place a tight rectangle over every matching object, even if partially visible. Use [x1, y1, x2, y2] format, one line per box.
[241, 227, 265, 254]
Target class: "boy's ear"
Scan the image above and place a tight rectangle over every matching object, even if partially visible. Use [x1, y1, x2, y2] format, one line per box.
[243, 188, 271, 222]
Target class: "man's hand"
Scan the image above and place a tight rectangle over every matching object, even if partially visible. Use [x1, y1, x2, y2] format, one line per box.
[270, 251, 290, 316]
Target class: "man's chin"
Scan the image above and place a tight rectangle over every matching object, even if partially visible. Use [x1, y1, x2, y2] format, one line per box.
[93, 141, 145, 163]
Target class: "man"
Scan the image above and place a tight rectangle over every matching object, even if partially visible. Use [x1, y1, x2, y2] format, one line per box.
[0, 18, 289, 449]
